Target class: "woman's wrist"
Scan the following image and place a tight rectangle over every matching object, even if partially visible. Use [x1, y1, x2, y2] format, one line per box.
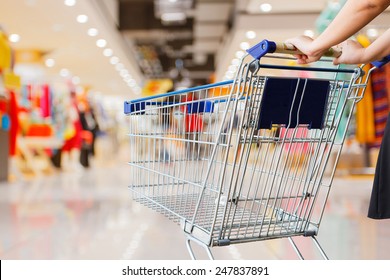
[309, 39, 332, 58]
[360, 48, 371, 64]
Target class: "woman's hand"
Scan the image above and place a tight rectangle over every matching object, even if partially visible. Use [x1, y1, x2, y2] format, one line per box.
[285, 35, 326, 64]
[286, 36, 368, 65]
[333, 39, 366, 65]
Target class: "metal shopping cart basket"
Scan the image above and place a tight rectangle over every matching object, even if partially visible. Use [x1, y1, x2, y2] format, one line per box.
[124, 40, 386, 260]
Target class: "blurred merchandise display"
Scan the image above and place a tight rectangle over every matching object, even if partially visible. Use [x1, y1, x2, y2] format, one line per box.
[0, 37, 125, 180]
[0, 29, 18, 181]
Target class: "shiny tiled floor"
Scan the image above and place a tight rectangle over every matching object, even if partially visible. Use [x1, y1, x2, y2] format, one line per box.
[1, 159, 390, 260]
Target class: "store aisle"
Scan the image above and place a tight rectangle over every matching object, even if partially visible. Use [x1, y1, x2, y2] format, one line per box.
[0, 162, 389, 260]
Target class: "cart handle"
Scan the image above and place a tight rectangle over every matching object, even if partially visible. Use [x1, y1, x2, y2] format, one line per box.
[247, 39, 340, 60]
[372, 55, 390, 68]
[247, 39, 390, 68]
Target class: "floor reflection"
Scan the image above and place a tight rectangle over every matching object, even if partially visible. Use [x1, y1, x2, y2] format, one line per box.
[0, 165, 389, 260]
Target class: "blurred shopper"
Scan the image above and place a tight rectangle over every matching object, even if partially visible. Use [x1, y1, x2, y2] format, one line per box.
[78, 97, 99, 168]
[62, 91, 83, 170]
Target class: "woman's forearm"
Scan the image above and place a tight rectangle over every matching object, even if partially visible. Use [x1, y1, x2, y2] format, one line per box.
[311, 0, 390, 55]
[363, 28, 390, 62]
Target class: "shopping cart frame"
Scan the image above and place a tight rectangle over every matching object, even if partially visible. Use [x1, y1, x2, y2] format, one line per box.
[125, 40, 387, 260]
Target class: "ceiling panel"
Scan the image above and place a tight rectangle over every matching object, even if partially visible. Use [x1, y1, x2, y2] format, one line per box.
[195, 2, 233, 22]
[244, 0, 327, 14]
[184, 39, 221, 53]
[194, 23, 226, 39]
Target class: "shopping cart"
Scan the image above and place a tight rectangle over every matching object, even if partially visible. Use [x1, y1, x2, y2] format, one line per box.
[124, 40, 388, 260]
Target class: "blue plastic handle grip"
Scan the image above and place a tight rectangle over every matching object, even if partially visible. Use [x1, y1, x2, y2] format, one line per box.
[124, 100, 215, 115]
[124, 101, 146, 115]
[187, 101, 214, 114]
[246, 40, 277, 60]
[372, 55, 390, 68]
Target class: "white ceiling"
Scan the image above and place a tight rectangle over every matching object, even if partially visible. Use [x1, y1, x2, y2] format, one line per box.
[0, 0, 143, 98]
[195, 2, 232, 21]
[242, 0, 328, 14]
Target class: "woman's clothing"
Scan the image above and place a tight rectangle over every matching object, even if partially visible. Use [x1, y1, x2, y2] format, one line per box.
[368, 111, 390, 219]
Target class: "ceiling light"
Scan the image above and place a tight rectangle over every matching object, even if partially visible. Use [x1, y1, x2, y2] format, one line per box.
[110, 56, 119, 65]
[72, 76, 81, 85]
[304, 29, 314, 38]
[367, 28, 379, 37]
[161, 12, 186, 22]
[115, 63, 124, 71]
[231, 58, 240, 66]
[245, 30, 257, 39]
[87, 28, 98, 37]
[124, 76, 133, 82]
[127, 80, 136, 87]
[96, 39, 107, 48]
[64, 0, 76, 6]
[103, 48, 113, 57]
[260, 3, 272, 12]
[60, 68, 70, 77]
[45, 58, 55, 68]
[120, 69, 129, 77]
[225, 72, 234, 79]
[75, 86, 84, 95]
[9, 34, 20, 43]
[235, 50, 245, 59]
[329, 1, 341, 9]
[228, 65, 237, 73]
[77, 14, 88, 23]
[240, 42, 250, 50]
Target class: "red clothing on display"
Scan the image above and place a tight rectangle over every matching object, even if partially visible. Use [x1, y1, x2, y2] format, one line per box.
[40, 84, 51, 118]
[370, 67, 390, 148]
[8, 90, 18, 156]
[62, 99, 82, 152]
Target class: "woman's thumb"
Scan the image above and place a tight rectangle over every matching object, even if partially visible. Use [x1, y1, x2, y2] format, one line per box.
[333, 56, 341, 65]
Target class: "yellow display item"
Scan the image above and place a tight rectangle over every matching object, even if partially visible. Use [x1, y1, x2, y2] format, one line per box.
[142, 79, 173, 96]
[356, 34, 371, 49]
[0, 31, 12, 71]
[355, 34, 376, 144]
[14, 49, 45, 64]
[4, 70, 21, 90]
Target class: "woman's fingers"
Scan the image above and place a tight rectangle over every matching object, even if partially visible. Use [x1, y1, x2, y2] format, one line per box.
[285, 36, 322, 64]
[332, 40, 365, 65]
